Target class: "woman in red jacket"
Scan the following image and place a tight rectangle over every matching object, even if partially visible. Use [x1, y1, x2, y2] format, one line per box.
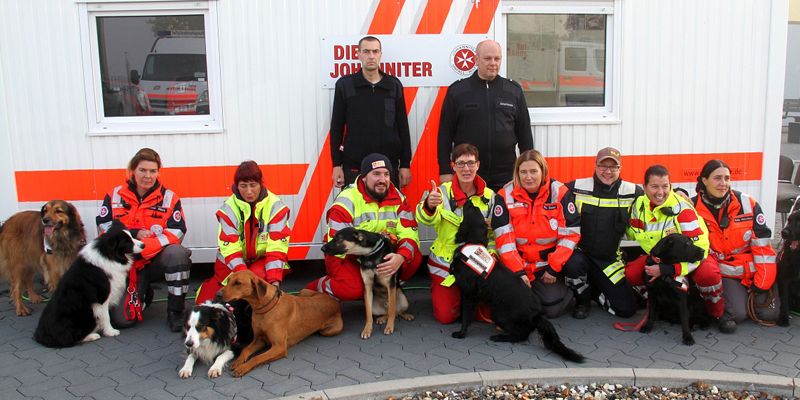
[692, 159, 779, 331]
[492, 150, 582, 318]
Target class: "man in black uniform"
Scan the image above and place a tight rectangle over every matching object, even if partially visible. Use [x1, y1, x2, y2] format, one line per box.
[563, 147, 642, 319]
[437, 39, 533, 191]
[330, 36, 412, 189]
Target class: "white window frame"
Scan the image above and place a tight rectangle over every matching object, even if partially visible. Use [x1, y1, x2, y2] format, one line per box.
[77, 0, 223, 136]
[497, 0, 622, 125]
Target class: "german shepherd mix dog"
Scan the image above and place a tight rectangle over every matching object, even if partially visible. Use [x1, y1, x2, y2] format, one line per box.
[450, 202, 584, 363]
[321, 227, 413, 339]
[778, 211, 800, 327]
[0, 200, 86, 316]
[640, 233, 709, 345]
[34, 221, 143, 348]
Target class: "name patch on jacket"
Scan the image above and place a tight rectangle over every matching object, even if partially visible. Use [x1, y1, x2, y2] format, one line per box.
[507, 202, 527, 209]
[498, 102, 515, 108]
[149, 206, 168, 213]
[734, 215, 753, 223]
[543, 204, 557, 211]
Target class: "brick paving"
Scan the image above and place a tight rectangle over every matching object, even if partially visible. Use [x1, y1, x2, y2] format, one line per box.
[1, 258, 799, 400]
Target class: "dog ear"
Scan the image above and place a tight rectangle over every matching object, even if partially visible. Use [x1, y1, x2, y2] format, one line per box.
[253, 278, 268, 300]
[40, 202, 47, 217]
[355, 231, 365, 244]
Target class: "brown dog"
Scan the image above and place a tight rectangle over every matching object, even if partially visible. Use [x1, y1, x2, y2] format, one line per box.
[221, 270, 343, 377]
[0, 200, 86, 316]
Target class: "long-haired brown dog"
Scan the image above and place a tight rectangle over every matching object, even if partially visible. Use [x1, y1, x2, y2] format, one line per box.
[0, 200, 86, 316]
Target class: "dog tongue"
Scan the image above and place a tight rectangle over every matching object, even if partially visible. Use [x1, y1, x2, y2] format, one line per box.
[44, 226, 55, 237]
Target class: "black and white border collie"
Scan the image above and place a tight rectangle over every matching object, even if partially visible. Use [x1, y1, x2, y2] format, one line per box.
[33, 220, 143, 348]
[179, 301, 241, 379]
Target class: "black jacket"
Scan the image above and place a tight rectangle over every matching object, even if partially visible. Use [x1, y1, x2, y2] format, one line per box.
[330, 71, 411, 169]
[437, 72, 533, 190]
[567, 176, 643, 261]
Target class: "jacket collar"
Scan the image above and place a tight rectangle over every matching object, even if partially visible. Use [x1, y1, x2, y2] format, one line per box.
[353, 70, 389, 88]
[451, 175, 488, 207]
[592, 174, 621, 193]
[356, 177, 402, 206]
[469, 70, 500, 87]
[510, 174, 552, 204]
[127, 179, 161, 202]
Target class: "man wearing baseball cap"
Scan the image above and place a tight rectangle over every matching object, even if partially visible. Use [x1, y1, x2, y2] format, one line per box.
[563, 147, 643, 319]
[307, 153, 422, 302]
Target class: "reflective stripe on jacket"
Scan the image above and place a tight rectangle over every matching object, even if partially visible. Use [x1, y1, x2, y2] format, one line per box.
[416, 177, 496, 265]
[627, 191, 709, 276]
[216, 189, 291, 283]
[692, 190, 776, 289]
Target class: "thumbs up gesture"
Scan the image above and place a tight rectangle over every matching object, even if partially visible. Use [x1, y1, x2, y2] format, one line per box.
[426, 180, 443, 210]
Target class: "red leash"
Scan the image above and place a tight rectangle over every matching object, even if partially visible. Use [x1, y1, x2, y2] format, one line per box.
[613, 301, 649, 331]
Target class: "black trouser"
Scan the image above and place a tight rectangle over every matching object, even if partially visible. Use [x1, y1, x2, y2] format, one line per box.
[111, 244, 192, 328]
[562, 251, 637, 318]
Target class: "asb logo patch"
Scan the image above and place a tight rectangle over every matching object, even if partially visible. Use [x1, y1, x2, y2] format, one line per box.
[173, 210, 182, 222]
[493, 205, 503, 217]
[99, 206, 109, 218]
[150, 224, 164, 235]
[450, 44, 476, 76]
[549, 218, 558, 231]
[743, 230, 752, 242]
[567, 202, 576, 214]
[756, 213, 766, 226]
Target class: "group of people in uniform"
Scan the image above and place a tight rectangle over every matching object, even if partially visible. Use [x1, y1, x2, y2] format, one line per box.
[97, 37, 779, 337]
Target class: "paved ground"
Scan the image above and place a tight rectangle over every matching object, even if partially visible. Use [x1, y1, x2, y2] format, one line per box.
[2, 260, 800, 400]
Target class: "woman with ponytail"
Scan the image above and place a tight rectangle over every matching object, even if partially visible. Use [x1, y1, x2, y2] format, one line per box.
[691, 159, 779, 331]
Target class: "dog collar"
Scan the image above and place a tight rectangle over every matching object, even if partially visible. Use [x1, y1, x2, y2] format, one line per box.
[253, 289, 282, 314]
[364, 239, 386, 257]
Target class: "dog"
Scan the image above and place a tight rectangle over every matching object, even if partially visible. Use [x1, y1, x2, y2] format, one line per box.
[639, 233, 709, 345]
[449, 202, 584, 363]
[0, 200, 86, 316]
[321, 227, 413, 339]
[778, 211, 800, 326]
[178, 299, 253, 379]
[33, 220, 142, 348]
[221, 270, 343, 377]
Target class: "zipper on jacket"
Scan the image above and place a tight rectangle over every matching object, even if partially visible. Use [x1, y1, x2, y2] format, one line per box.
[485, 79, 492, 177]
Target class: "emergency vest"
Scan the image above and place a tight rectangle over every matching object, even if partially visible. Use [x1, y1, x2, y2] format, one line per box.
[496, 177, 581, 279]
[215, 189, 290, 279]
[97, 180, 185, 260]
[327, 179, 419, 262]
[569, 177, 640, 284]
[416, 178, 496, 268]
[628, 191, 710, 276]
[692, 190, 776, 289]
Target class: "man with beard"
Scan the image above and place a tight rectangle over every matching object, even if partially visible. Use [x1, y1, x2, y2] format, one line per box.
[307, 153, 422, 301]
[330, 36, 412, 189]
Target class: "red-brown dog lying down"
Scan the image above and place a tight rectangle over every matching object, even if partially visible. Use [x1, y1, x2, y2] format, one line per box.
[221, 270, 343, 377]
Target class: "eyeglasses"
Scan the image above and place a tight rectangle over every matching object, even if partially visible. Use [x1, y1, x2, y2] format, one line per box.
[454, 160, 478, 168]
[596, 165, 620, 172]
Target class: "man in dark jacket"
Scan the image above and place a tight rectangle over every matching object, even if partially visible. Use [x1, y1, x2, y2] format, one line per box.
[564, 147, 642, 319]
[437, 39, 533, 191]
[330, 36, 412, 189]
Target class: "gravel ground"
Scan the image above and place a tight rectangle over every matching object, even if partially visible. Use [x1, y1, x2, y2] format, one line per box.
[394, 381, 790, 400]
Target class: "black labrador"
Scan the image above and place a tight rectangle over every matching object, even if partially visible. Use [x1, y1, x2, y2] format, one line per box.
[778, 211, 800, 326]
[449, 201, 584, 363]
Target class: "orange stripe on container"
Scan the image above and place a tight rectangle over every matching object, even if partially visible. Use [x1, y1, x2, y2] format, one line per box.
[368, 0, 405, 34]
[546, 152, 763, 184]
[15, 164, 308, 202]
[416, 0, 453, 34]
[407, 87, 449, 207]
[463, 0, 498, 34]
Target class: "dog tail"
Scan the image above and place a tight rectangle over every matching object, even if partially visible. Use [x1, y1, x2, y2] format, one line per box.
[534, 316, 585, 363]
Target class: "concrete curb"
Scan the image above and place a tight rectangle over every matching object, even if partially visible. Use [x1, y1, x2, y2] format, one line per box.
[275, 368, 797, 400]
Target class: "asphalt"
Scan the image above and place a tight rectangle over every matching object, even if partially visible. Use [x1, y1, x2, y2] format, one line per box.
[2, 255, 800, 400]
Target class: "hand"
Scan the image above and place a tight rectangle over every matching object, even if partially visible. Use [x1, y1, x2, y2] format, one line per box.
[272, 281, 280, 288]
[136, 230, 154, 239]
[645, 264, 662, 282]
[399, 168, 411, 188]
[520, 275, 531, 288]
[541, 271, 556, 284]
[376, 253, 405, 277]
[333, 166, 345, 188]
[439, 174, 453, 184]
[426, 180, 443, 209]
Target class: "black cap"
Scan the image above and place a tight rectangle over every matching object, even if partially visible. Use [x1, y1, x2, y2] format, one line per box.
[360, 153, 393, 175]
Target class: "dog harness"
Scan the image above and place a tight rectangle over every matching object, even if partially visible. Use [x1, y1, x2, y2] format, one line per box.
[459, 244, 496, 278]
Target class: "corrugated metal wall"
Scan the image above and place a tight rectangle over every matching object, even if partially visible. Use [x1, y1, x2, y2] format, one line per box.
[0, 0, 785, 259]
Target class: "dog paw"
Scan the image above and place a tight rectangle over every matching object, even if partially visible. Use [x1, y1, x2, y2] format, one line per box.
[383, 324, 395, 335]
[232, 365, 250, 377]
[360, 327, 373, 339]
[777, 316, 790, 327]
[682, 335, 695, 346]
[375, 316, 387, 325]
[639, 325, 652, 334]
[83, 333, 101, 342]
[28, 293, 44, 304]
[399, 312, 415, 321]
[103, 328, 120, 337]
[208, 366, 222, 378]
[15, 306, 32, 317]
[451, 331, 466, 339]
[178, 368, 192, 379]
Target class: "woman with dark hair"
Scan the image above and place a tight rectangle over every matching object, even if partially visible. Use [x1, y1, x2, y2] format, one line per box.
[491, 149, 581, 318]
[96, 148, 191, 332]
[625, 165, 729, 332]
[195, 161, 292, 304]
[691, 159, 778, 331]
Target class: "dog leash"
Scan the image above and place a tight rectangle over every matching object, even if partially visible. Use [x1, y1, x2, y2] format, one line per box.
[252, 289, 282, 314]
[613, 304, 649, 332]
[747, 285, 778, 327]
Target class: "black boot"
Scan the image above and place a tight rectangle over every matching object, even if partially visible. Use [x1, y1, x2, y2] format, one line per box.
[718, 312, 737, 334]
[167, 294, 186, 332]
[572, 294, 591, 320]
